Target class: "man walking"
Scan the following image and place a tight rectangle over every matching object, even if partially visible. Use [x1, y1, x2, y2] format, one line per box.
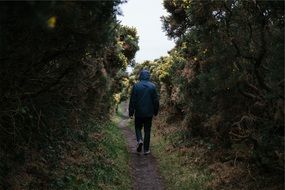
[129, 69, 159, 155]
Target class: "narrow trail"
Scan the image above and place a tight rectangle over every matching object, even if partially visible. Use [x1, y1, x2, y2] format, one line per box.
[118, 102, 165, 190]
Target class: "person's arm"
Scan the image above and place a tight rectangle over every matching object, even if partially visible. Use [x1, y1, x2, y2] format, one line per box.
[129, 85, 135, 117]
[153, 87, 159, 116]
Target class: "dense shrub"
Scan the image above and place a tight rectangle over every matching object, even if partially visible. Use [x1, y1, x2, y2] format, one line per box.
[131, 0, 284, 180]
[0, 1, 139, 188]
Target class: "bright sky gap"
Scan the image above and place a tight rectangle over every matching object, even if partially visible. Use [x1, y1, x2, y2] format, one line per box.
[118, 0, 175, 64]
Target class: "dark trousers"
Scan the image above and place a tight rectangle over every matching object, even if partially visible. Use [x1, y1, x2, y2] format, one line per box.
[135, 117, 152, 151]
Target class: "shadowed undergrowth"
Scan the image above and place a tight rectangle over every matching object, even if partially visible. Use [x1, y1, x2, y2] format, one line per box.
[54, 121, 131, 190]
[2, 120, 131, 190]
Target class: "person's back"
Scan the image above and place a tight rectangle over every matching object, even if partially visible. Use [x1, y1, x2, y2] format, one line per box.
[129, 69, 159, 155]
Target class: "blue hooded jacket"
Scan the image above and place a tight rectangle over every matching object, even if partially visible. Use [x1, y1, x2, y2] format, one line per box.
[129, 69, 159, 117]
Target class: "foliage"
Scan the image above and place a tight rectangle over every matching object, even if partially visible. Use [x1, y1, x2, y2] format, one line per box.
[112, 26, 139, 104]
[131, 0, 284, 188]
[0, 1, 138, 189]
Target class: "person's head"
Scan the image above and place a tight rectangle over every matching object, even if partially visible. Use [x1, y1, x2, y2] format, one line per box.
[139, 69, 150, 81]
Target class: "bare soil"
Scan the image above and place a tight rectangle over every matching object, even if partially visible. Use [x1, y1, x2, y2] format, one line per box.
[118, 103, 164, 190]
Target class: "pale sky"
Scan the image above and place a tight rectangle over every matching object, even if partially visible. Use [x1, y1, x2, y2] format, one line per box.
[118, 0, 175, 63]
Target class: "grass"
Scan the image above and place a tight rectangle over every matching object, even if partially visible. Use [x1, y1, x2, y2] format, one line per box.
[96, 121, 131, 190]
[50, 120, 131, 190]
[116, 102, 134, 131]
[3, 103, 131, 190]
[151, 128, 213, 190]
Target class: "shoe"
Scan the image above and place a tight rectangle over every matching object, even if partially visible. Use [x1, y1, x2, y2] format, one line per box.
[144, 150, 150, 155]
[136, 140, 143, 152]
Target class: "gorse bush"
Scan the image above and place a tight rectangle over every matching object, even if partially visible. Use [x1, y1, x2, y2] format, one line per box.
[131, 0, 284, 183]
[0, 1, 138, 189]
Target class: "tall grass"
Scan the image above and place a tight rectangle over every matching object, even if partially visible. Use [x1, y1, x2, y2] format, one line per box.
[50, 120, 131, 190]
[152, 128, 212, 190]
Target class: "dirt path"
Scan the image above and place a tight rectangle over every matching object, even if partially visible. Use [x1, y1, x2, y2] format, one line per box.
[118, 102, 165, 190]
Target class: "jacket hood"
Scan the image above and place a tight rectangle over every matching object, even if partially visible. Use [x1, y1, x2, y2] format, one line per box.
[139, 69, 150, 81]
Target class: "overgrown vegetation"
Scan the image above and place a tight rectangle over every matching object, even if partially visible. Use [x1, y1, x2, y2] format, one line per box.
[1, 0, 283, 189]
[0, 1, 137, 189]
[129, 0, 284, 189]
[152, 125, 212, 190]
[1, 118, 131, 189]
